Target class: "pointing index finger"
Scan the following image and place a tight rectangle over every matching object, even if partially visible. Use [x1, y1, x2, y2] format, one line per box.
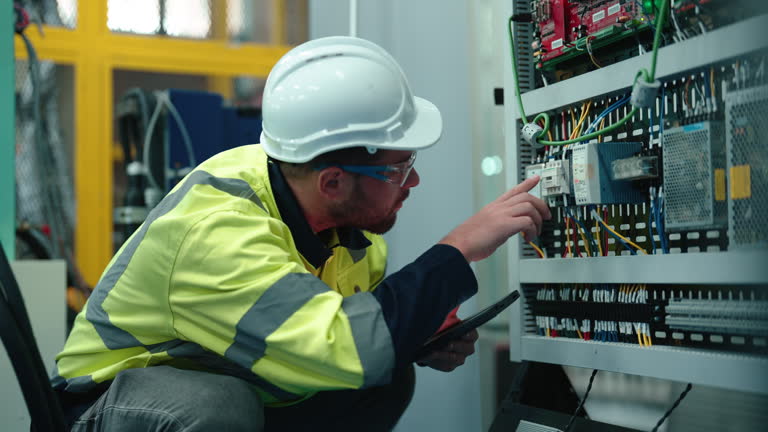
[501, 175, 540, 201]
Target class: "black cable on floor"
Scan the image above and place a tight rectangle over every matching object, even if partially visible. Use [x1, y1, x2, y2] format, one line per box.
[651, 383, 693, 432]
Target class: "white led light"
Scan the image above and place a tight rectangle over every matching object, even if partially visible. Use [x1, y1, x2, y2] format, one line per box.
[481, 156, 503, 176]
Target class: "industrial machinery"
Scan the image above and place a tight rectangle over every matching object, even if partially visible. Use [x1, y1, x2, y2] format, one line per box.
[114, 89, 262, 248]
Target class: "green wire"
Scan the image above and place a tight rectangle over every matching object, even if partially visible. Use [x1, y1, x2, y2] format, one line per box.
[508, 0, 669, 146]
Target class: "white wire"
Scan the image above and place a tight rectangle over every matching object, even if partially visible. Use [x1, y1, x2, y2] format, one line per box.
[163, 94, 197, 168]
[670, 0, 687, 41]
[141, 91, 197, 192]
[142, 95, 165, 191]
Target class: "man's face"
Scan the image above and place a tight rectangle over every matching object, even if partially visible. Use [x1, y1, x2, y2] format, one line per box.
[329, 150, 420, 234]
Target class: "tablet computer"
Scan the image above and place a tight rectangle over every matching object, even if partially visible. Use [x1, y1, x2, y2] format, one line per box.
[415, 290, 520, 359]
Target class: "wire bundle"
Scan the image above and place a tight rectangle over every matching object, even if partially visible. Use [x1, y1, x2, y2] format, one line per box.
[507, 0, 670, 146]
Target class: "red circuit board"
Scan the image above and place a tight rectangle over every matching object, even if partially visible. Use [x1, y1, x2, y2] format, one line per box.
[534, 0, 643, 63]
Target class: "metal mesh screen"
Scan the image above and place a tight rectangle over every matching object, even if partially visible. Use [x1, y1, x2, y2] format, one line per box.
[20, 0, 77, 28]
[726, 85, 768, 248]
[15, 59, 76, 259]
[663, 122, 726, 231]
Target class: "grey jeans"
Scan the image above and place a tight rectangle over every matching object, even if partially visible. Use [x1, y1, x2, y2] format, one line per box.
[68, 365, 415, 432]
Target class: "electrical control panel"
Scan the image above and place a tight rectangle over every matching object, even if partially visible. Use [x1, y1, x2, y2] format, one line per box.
[506, 0, 768, 395]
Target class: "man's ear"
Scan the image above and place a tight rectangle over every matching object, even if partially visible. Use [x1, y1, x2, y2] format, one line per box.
[317, 167, 352, 200]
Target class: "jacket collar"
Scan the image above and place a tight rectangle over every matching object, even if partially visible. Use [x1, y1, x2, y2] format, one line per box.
[267, 158, 371, 269]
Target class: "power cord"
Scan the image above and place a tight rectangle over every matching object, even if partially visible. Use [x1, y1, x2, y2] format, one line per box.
[563, 369, 598, 432]
[651, 383, 693, 432]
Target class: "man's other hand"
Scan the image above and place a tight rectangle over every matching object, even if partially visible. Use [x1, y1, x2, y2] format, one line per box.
[415, 329, 478, 372]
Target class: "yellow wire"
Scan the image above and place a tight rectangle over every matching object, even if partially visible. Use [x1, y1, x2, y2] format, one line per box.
[595, 218, 603, 256]
[522, 232, 545, 258]
[597, 117, 606, 143]
[529, 241, 546, 258]
[569, 102, 591, 139]
[637, 329, 644, 346]
[577, 329, 584, 339]
[598, 219, 648, 255]
[537, 118, 554, 142]
[576, 222, 592, 257]
[565, 217, 572, 258]
[569, 109, 577, 139]
[589, 52, 602, 69]
[579, 102, 592, 134]
[587, 37, 602, 69]
[546, 328, 550, 337]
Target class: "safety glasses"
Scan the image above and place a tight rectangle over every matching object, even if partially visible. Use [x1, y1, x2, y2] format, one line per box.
[315, 152, 417, 187]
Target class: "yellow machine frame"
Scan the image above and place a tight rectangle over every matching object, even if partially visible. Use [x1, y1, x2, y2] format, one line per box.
[14, 1, 292, 284]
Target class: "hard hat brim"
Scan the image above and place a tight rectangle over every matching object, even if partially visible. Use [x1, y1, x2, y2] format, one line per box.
[388, 96, 443, 153]
[260, 96, 443, 162]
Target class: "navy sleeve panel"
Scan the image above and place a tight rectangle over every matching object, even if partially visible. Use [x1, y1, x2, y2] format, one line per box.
[370, 244, 478, 367]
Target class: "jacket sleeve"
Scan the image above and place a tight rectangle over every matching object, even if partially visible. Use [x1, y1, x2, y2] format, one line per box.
[169, 209, 395, 398]
[369, 245, 478, 367]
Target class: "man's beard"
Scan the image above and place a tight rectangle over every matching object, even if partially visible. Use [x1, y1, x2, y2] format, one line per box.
[329, 181, 407, 234]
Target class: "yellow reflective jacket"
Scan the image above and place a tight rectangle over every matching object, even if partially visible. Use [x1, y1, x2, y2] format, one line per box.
[54, 145, 394, 406]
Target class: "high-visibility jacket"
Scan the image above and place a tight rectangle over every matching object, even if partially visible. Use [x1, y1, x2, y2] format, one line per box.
[53, 145, 477, 406]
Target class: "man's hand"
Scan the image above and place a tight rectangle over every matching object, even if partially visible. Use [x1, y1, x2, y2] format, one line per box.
[439, 176, 551, 262]
[416, 329, 478, 372]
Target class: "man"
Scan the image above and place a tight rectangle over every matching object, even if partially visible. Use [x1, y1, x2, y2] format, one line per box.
[53, 36, 550, 431]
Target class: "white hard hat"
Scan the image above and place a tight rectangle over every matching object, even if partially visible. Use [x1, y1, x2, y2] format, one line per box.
[260, 36, 443, 163]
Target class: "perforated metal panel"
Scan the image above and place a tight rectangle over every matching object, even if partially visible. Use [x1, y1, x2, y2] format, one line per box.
[514, 0, 539, 258]
[662, 121, 726, 231]
[726, 85, 768, 248]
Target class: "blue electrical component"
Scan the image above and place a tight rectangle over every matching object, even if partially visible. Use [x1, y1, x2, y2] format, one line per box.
[571, 142, 645, 205]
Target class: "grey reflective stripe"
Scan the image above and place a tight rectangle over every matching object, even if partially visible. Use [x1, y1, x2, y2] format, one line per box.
[166, 340, 301, 401]
[342, 293, 394, 387]
[348, 248, 367, 264]
[50, 364, 66, 390]
[63, 375, 98, 392]
[224, 273, 326, 367]
[87, 170, 264, 350]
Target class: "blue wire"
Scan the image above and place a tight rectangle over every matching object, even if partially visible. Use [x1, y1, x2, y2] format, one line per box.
[659, 195, 670, 253]
[567, 208, 598, 256]
[582, 95, 631, 139]
[602, 221, 637, 255]
[653, 192, 669, 254]
[648, 203, 657, 254]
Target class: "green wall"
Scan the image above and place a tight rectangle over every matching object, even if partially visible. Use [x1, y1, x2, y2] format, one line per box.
[1, 5, 14, 259]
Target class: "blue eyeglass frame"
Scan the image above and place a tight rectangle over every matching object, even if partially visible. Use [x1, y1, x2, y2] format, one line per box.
[314, 152, 417, 187]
